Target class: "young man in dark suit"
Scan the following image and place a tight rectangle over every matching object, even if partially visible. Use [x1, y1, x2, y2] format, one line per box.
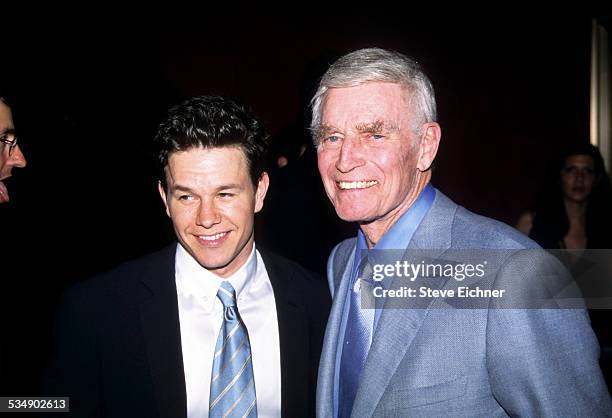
[43, 96, 330, 418]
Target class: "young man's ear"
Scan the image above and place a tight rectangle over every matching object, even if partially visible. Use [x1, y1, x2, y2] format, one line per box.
[254, 172, 270, 213]
[158, 181, 171, 217]
[417, 122, 441, 172]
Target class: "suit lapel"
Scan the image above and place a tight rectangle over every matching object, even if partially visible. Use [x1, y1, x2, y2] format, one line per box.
[317, 243, 356, 418]
[260, 250, 308, 417]
[139, 244, 188, 418]
[351, 190, 456, 416]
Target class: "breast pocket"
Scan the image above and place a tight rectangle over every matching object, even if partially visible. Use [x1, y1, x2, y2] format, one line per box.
[393, 376, 467, 409]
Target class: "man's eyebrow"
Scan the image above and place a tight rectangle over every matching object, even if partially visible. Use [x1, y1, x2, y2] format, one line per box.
[355, 120, 399, 134]
[316, 124, 339, 139]
[215, 183, 244, 191]
[0, 128, 16, 136]
[315, 121, 399, 139]
[170, 184, 196, 194]
[170, 183, 244, 193]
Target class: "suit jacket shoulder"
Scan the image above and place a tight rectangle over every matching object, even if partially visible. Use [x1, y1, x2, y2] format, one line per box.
[63, 244, 176, 302]
[42, 243, 185, 418]
[451, 204, 540, 250]
[411, 189, 539, 251]
[260, 249, 326, 291]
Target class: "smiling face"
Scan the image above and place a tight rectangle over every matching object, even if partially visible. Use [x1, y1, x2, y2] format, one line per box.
[316, 82, 440, 245]
[158, 146, 268, 277]
[561, 154, 596, 204]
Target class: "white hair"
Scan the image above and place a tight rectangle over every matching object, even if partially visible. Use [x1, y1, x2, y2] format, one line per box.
[310, 48, 437, 143]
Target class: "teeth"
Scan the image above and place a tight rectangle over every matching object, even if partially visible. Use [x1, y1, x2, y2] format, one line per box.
[338, 180, 378, 190]
[200, 232, 227, 241]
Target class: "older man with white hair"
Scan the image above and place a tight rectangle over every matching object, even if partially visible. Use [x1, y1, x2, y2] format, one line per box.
[313, 48, 611, 417]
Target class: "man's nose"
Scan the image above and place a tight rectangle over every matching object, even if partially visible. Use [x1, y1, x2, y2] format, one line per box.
[196, 198, 222, 228]
[335, 137, 365, 173]
[9, 145, 27, 169]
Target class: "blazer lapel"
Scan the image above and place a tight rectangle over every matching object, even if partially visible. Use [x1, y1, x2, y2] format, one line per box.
[260, 250, 310, 417]
[317, 244, 356, 418]
[139, 244, 188, 418]
[351, 190, 456, 416]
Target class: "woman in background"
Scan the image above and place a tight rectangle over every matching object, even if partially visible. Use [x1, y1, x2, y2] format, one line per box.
[526, 142, 612, 392]
[528, 143, 612, 251]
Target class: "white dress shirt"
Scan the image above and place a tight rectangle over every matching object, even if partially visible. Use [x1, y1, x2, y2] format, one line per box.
[175, 243, 282, 418]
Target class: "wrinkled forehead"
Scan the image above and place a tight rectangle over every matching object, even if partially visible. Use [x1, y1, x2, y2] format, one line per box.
[320, 83, 413, 130]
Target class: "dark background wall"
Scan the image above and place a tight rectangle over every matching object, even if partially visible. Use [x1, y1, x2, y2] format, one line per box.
[0, 13, 600, 396]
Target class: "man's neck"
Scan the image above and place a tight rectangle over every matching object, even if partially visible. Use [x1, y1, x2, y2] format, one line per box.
[360, 172, 431, 249]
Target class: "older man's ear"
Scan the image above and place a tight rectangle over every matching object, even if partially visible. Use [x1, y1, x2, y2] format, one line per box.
[416, 122, 441, 172]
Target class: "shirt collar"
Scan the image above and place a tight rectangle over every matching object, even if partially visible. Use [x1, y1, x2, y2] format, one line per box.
[354, 184, 435, 268]
[175, 242, 258, 306]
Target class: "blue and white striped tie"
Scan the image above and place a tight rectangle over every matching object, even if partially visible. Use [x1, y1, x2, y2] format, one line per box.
[209, 281, 257, 418]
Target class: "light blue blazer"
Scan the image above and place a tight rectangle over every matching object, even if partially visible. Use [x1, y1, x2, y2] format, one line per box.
[317, 189, 611, 417]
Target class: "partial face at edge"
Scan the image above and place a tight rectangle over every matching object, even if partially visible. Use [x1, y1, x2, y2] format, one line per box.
[0, 100, 27, 203]
[158, 146, 268, 277]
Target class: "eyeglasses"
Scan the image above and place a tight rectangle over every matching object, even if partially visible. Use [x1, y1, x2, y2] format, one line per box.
[0, 131, 18, 156]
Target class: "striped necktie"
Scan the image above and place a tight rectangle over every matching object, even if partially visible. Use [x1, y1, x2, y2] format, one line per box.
[209, 281, 257, 418]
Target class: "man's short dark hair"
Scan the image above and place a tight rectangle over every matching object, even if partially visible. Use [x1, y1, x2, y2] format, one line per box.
[154, 96, 268, 189]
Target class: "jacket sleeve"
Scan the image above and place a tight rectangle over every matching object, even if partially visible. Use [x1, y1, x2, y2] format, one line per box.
[486, 250, 612, 417]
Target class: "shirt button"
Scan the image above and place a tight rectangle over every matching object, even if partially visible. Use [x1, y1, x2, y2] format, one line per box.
[202, 296, 209, 302]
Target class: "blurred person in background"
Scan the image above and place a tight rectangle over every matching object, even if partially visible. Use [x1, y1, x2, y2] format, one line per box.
[528, 143, 612, 251]
[526, 142, 612, 391]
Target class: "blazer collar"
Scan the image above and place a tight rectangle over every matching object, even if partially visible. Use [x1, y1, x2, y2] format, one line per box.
[409, 189, 455, 252]
[139, 243, 188, 418]
[259, 248, 302, 309]
[317, 243, 356, 418]
[258, 249, 309, 417]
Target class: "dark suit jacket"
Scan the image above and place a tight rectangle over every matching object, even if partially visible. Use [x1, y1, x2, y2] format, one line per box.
[42, 244, 330, 418]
